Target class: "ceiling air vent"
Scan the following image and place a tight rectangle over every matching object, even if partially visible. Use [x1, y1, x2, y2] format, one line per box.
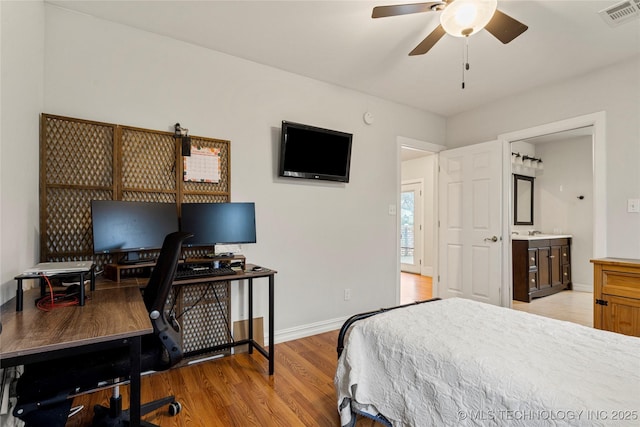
[599, 0, 640, 27]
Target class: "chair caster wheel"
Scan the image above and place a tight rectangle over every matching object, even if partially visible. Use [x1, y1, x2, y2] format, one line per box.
[168, 401, 181, 416]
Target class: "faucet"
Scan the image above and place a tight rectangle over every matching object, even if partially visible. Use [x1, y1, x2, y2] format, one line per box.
[528, 230, 542, 236]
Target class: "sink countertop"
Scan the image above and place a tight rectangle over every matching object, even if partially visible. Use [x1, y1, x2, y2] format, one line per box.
[512, 234, 573, 240]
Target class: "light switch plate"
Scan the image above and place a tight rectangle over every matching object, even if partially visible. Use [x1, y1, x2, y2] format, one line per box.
[628, 198, 640, 213]
[388, 204, 397, 215]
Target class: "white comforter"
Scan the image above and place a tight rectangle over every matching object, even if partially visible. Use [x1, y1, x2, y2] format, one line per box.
[335, 298, 640, 427]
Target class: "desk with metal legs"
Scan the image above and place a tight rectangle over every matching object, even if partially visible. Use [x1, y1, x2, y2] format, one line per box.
[171, 264, 277, 374]
[0, 286, 152, 426]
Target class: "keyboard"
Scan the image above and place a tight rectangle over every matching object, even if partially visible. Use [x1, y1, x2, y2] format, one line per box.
[174, 266, 236, 280]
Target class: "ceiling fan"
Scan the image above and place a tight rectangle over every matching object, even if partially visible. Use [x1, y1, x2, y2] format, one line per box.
[372, 0, 528, 56]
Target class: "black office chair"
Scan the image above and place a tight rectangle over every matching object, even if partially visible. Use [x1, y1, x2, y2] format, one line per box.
[14, 231, 193, 427]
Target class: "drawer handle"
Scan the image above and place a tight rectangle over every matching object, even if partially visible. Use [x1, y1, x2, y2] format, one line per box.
[530, 257, 535, 261]
[549, 255, 555, 259]
[564, 272, 568, 276]
[563, 253, 567, 256]
[531, 279, 536, 283]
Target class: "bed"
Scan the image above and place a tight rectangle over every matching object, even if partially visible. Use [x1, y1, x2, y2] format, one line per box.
[335, 297, 640, 427]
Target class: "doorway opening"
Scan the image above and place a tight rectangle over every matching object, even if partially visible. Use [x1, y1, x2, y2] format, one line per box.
[500, 111, 606, 309]
[509, 127, 595, 323]
[399, 143, 438, 304]
[401, 181, 422, 273]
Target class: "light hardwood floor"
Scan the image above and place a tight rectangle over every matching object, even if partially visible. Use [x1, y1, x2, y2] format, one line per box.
[400, 272, 432, 304]
[512, 289, 593, 327]
[68, 277, 591, 426]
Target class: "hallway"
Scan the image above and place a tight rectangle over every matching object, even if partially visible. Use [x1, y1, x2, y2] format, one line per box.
[400, 272, 432, 304]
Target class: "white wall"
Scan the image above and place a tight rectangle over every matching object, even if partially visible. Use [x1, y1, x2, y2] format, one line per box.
[0, 3, 446, 340]
[0, 1, 44, 305]
[536, 136, 593, 289]
[447, 56, 640, 259]
[401, 155, 435, 274]
[510, 140, 536, 236]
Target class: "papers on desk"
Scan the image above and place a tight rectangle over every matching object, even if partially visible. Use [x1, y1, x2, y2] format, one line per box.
[23, 261, 93, 276]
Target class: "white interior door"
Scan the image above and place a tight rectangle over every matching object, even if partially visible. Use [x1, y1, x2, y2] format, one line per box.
[438, 140, 502, 305]
[401, 181, 423, 274]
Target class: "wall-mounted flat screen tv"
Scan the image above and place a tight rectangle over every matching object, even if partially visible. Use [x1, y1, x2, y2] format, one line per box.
[278, 121, 353, 183]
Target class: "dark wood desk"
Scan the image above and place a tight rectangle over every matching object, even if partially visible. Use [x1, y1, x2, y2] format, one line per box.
[0, 286, 152, 426]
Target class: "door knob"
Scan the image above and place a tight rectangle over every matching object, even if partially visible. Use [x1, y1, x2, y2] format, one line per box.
[484, 236, 498, 242]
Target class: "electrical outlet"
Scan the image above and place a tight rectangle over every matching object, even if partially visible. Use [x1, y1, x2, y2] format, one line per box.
[344, 288, 351, 301]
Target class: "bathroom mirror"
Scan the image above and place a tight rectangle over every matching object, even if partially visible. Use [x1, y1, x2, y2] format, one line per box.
[514, 174, 534, 225]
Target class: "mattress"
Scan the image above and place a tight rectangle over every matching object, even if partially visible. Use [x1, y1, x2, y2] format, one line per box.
[335, 297, 640, 426]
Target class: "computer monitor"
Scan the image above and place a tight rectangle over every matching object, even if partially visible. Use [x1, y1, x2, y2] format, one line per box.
[91, 200, 179, 263]
[180, 202, 257, 249]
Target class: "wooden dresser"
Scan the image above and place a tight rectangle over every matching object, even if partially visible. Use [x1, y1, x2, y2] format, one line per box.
[591, 258, 640, 337]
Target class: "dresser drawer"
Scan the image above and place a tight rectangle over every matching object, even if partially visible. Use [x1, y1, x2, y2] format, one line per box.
[562, 265, 571, 285]
[528, 272, 538, 292]
[561, 245, 570, 264]
[592, 258, 640, 336]
[528, 249, 538, 269]
[602, 269, 640, 299]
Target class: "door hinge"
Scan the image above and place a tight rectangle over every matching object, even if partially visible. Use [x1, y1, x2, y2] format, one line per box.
[595, 299, 608, 306]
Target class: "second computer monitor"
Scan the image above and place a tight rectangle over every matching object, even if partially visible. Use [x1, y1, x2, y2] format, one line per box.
[180, 202, 256, 247]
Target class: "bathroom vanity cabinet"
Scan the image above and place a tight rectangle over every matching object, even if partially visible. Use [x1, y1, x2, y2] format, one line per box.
[512, 236, 572, 302]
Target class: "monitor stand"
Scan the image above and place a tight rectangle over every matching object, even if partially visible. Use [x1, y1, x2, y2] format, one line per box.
[118, 252, 156, 265]
[202, 245, 232, 258]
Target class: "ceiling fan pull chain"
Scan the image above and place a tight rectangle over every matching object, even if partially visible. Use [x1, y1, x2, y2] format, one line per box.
[466, 36, 470, 71]
[462, 37, 470, 89]
[461, 38, 465, 89]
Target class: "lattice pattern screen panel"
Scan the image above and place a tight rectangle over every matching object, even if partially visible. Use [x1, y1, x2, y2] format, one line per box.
[121, 128, 176, 192]
[122, 191, 177, 204]
[43, 116, 114, 187]
[45, 188, 112, 258]
[177, 281, 232, 357]
[41, 115, 116, 261]
[182, 194, 228, 204]
[40, 114, 231, 263]
[181, 136, 230, 199]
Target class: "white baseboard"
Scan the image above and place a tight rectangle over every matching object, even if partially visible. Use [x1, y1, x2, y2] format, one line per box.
[268, 316, 349, 345]
[572, 282, 592, 293]
[421, 266, 433, 276]
[269, 282, 593, 344]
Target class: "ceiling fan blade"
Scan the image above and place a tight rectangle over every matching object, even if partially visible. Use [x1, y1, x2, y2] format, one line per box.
[484, 9, 528, 44]
[372, 2, 444, 19]
[409, 25, 446, 56]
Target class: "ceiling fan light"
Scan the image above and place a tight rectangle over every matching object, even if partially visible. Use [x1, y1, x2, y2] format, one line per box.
[440, 0, 498, 37]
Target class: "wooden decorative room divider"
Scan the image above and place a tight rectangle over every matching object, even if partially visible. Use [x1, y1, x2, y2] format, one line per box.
[40, 113, 230, 264]
[40, 113, 233, 358]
